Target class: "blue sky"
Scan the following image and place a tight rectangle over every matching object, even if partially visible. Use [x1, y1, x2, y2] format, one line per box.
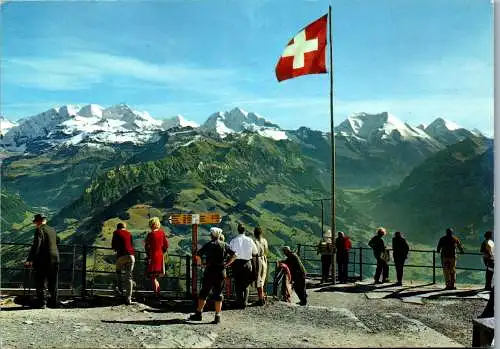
[1, 0, 494, 135]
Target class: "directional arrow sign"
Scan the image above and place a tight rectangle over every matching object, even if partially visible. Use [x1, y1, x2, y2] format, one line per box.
[168, 213, 222, 225]
[168, 214, 193, 225]
[199, 213, 222, 224]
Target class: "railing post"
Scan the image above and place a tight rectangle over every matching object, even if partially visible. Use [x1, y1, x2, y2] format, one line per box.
[432, 250, 436, 284]
[185, 254, 191, 299]
[81, 245, 87, 299]
[359, 247, 363, 281]
[297, 244, 302, 258]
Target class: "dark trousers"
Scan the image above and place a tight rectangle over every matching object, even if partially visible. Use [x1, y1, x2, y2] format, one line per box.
[34, 262, 59, 305]
[394, 258, 405, 283]
[374, 258, 389, 282]
[337, 253, 349, 283]
[199, 267, 226, 301]
[293, 275, 307, 304]
[232, 259, 253, 307]
[483, 258, 494, 289]
[321, 254, 332, 282]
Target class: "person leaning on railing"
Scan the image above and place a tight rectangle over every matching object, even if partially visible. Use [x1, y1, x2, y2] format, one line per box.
[436, 228, 464, 290]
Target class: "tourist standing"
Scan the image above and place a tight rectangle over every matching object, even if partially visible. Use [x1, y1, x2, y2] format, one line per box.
[280, 246, 308, 306]
[253, 227, 269, 306]
[368, 228, 390, 284]
[392, 231, 409, 286]
[436, 228, 464, 290]
[335, 232, 351, 283]
[189, 227, 237, 324]
[480, 231, 494, 290]
[25, 214, 60, 308]
[111, 222, 135, 305]
[229, 224, 258, 308]
[317, 230, 334, 283]
[145, 217, 169, 297]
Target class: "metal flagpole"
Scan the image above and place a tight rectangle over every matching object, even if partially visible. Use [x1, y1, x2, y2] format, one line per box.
[328, 4, 337, 285]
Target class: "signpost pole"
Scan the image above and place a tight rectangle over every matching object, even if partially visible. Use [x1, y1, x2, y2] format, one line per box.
[191, 223, 198, 298]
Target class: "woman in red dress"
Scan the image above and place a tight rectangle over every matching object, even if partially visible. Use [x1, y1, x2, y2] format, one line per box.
[145, 217, 169, 297]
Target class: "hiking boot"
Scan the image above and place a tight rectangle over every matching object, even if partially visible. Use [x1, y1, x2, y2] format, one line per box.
[188, 312, 202, 321]
[298, 301, 307, 306]
[394, 282, 402, 286]
[212, 314, 221, 324]
[382, 279, 390, 283]
[374, 280, 383, 285]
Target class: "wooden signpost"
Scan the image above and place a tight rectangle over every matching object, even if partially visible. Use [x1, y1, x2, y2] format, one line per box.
[168, 212, 222, 297]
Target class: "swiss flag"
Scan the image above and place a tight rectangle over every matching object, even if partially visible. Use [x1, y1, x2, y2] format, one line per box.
[275, 14, 328, 82]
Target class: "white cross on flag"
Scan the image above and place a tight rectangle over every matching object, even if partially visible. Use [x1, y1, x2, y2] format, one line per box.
[275, 14, 328, 82]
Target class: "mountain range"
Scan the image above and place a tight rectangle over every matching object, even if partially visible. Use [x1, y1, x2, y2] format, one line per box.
[0, 104, 493, 271]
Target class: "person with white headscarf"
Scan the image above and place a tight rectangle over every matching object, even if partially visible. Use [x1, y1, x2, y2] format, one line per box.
[189, 227, 237, 324]
[317, 230, 334, 283]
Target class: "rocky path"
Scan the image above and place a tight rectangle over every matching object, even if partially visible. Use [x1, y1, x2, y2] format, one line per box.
[0, 282, 487, 348]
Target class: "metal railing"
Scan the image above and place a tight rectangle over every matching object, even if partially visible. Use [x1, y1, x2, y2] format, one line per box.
[296, 244, 487, 284]
[1, 242, 488, 302]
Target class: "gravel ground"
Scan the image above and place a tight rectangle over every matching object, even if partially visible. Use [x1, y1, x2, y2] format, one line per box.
[0, 285, 487, 348]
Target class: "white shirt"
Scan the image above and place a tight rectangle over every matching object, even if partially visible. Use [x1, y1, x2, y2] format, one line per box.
[229, 234, 258, 260]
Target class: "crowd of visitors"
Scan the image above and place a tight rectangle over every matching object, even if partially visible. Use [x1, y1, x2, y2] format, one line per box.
[24, 212, 494, 324]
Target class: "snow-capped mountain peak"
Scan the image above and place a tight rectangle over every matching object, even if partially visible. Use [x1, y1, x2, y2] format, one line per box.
[425, 117, 461, 133]
[335, 112, 432, 141]
[78, 104, 104, 118]
[0, 116, 18, 136]
[162, 115, 199, 130]
[424, 117, 476, 146]
[200, 107, 286, 140]
[0, 104, 198, 152]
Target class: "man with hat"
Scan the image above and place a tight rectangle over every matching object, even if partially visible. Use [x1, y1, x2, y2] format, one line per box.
[25, 214, 60, 308]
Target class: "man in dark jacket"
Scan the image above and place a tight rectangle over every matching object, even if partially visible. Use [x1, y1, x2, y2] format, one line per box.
[437, 228, 464, 290]
[280, 246, 307, 306]
[111, 222, 135, 305]
[25, 214, 60, 308]
[392, 231, 410, 286]
[368, 227, 389, 284]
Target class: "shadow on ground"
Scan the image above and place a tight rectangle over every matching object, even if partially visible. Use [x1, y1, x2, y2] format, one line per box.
[100, 318, 206, 326]
[313, 282, 486, 300]
[314, 282, 401, 293]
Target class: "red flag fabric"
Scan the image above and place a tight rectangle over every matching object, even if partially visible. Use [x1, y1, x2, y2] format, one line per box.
[275, 14, 328, 82]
